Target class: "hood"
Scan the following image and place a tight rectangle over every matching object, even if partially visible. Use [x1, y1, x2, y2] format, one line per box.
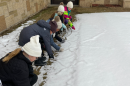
[37, 20, 51, 30]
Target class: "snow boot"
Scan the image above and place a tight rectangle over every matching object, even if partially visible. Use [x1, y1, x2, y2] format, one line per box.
[34, 59, 46, 66]
[38, 56, 46, 62]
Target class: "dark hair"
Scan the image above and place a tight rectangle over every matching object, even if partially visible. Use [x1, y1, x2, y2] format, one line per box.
[60, 2, 64, 6]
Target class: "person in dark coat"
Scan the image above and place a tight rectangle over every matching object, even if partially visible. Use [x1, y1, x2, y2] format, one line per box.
[0, 35, 42, 86]
[18, 20, 57, 66]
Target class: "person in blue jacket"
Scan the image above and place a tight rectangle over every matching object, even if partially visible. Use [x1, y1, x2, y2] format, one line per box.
[19, 20, 57, 66]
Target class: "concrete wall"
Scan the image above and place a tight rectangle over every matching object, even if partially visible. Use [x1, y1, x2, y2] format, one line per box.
[0, 0, 50, 33]
[79, 0, 92, 7]
[123, 0, 130, 8]
[79, 0, 119, 7]
[119, 0, 123, 6]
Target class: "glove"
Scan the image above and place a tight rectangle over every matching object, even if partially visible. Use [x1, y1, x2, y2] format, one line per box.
[49, 54, 54, 59]
[72, 26, 75, 30]
[59, 48, 64, 52]
[69, 16, 72, 20]
[53, 33, 55, 37]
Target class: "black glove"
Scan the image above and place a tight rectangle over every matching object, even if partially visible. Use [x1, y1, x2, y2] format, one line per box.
[49, 54, 54, 59]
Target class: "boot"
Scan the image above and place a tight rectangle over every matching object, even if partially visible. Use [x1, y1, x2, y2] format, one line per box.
[34, 59, 46, 66]
[61, 39, 65, 43]
[38, 56, 46, 62]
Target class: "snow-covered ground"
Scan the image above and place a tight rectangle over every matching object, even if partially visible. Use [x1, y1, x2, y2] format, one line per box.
[0, 20, 35, 58]
[1, 12, 130, 86]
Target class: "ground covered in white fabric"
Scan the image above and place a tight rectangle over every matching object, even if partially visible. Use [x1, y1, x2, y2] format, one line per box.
[1, 12, 130, 86]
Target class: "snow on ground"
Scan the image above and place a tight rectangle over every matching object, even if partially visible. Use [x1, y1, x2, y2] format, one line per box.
[0, 20, 35, 58]
[1, 12, 130, 86]
[37, 12, 130, 86]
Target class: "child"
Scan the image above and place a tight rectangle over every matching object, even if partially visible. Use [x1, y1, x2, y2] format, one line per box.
[48, 4, 66, 43]
[64, 1, 75, 30]
[50, 16, 64, 52]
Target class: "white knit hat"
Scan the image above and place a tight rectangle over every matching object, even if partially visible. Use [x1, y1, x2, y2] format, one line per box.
[67, 1, 73, 8]
[22, 35, 42, 57]
[57, 5, 64, 12]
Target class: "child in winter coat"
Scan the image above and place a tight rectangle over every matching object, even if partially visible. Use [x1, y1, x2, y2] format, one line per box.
[19, 19, 57, 66]
[50, 16, 64, 52]
[48, 4, 66, 43]
[0, 35, 41, 86]
[64, 1, 75, 30]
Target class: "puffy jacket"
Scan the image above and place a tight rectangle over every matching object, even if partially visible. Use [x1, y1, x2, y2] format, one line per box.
[0, 51, 35, 86]
[64, 6, 73, 27]
[19, 20, 53, 55]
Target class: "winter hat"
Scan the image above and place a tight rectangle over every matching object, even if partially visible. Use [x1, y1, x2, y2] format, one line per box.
[56, 19, 62, 29]
[54, 16, 60, 22]
[57, 5, 64, 12]
[53, 16, 62, 29]
[67, 1, 73, 8]
[60, 2, 64, 6]
[22, 35, 42, 57]
[49, 20, 58, 33]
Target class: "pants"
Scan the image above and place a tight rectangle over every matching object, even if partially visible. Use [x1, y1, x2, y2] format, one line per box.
[54, 32, 62, 42]
[50, 35, 60, 51]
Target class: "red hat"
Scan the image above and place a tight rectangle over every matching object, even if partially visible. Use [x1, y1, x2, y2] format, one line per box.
[49, 21, 58, 33]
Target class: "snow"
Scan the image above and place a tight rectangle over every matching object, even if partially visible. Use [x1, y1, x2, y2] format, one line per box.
[0, 20, 35, 58]
[1, 12, 130, 86]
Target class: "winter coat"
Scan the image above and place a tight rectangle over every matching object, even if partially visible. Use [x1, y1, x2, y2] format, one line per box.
[19, 20, 53, 55]
[64, 6, 73, 27]
[0, 51, 36, 86]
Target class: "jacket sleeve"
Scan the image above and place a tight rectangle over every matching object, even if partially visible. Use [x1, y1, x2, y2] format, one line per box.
[64, 11, 69, 20]
[42, 35, 53, 55]
[13, 69, 31, 86]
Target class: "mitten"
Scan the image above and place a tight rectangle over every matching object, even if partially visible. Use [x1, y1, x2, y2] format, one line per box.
[69, 16, 72, 20]
[59, 48, 64, 52]
[72, 26, 75, 30]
